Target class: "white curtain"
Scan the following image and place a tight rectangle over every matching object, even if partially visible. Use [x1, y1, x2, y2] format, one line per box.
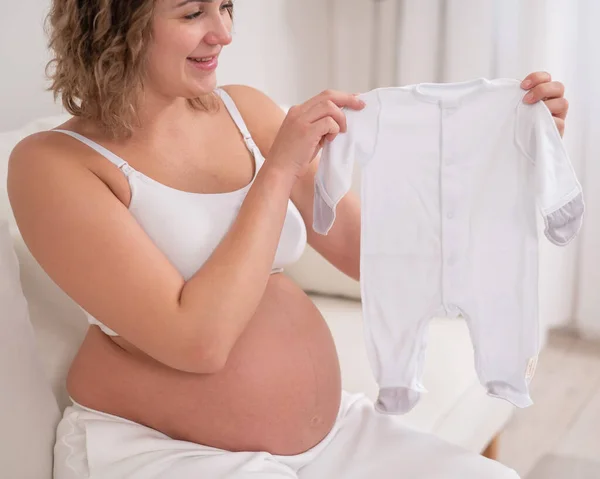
[330, 0, 599, 338]
[571, 1, 600, 340]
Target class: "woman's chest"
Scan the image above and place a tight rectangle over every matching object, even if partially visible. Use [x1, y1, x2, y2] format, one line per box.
[125, 182, 306, 280]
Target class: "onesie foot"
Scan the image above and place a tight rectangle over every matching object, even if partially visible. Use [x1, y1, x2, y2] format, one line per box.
[375, 387, 424, 414]
[486, 381, 533, 408]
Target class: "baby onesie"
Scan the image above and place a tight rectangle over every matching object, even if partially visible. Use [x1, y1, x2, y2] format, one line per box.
[313, 77, 584, 414]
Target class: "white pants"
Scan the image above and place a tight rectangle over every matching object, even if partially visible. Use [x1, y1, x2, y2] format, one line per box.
[54, 390, 519, 478]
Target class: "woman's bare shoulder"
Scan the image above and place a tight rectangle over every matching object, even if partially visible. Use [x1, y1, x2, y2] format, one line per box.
[219, 83, 283, 111]
[9, 122, 132, 211]
[9, 118, 85, 166]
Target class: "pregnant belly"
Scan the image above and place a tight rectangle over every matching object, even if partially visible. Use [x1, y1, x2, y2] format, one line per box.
[66, 274, 343, 456]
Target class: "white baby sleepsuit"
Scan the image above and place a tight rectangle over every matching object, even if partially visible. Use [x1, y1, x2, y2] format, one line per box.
[313, 77, 584, 415]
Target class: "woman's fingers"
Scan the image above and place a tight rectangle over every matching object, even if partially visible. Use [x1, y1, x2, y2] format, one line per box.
[521, 71, 552, 90]
[521, 72, 569, 137]
[523, 80, 565, 104]
[312, 116, 341, 151]
[286, 90, 366, 148]
[544, 97, 570, 120]
[304, 99, 348, 133]
[296, 89, 366, 115]
[552, 116, 566, 137]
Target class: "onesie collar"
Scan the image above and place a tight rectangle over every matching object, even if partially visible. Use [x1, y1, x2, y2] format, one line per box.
[410, 77, 493, 108]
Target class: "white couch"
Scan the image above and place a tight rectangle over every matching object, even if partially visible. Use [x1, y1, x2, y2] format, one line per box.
[0, 115, 515, 479]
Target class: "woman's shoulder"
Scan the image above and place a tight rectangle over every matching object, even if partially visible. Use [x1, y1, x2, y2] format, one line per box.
[218, 83, 286, 117]
[7, 126, 102, 237]
[9, 129, 70, 170]
[10, 116, 86, 161]
[7, 118, 109, 207]
[8, 138, 78, 199]
[219, 83, 274, 103]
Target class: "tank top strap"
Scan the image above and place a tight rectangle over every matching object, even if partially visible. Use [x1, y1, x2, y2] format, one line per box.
[51, 129, 134, 175]
[214, 88, 260, 155]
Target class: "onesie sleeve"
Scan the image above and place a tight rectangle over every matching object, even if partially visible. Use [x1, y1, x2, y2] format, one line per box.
[313, 91, 380, 235]
[516, 99, 584, 246]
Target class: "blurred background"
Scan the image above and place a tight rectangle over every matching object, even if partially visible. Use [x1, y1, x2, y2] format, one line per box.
[1, 1, 599, 478]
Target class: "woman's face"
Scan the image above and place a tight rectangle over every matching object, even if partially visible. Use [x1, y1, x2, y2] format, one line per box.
[145, 0, 234, 99]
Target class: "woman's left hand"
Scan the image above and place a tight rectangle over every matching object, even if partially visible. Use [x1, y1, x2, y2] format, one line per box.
[521, 71, 569, 137]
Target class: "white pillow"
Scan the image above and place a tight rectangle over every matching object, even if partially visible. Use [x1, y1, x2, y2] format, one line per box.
[0, 219, 60, 479]
[284, 244, 362, 298]
[1, 113, 88, 414]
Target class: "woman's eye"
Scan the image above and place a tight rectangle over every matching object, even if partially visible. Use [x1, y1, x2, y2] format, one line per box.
[184, 3, 233, 20]
[184, 11, 202, 20]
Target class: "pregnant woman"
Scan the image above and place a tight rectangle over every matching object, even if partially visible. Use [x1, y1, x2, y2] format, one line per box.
[7, 0, 569, 477]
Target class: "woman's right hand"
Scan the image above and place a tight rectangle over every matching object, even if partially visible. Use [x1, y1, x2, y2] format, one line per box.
[267, 90, 367, 179]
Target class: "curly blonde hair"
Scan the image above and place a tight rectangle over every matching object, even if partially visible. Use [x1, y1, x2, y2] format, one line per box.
[45, 0, 233, 139]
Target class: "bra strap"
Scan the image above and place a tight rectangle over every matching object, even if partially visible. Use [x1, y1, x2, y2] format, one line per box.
[51, 129, 133, 173]
[214, 88, 258, 152]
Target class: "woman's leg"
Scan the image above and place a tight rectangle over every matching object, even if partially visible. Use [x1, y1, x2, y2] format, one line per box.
[297, 391, 520, 479]
[54, 404, 298, 479]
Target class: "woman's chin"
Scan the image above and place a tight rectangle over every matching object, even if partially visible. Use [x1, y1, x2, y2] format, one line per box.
[186, 76, 218, 97]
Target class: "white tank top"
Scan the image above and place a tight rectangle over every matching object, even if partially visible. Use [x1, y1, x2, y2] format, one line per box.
[52, 88, 307, 336]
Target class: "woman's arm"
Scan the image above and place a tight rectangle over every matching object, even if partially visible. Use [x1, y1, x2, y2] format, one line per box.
[8, 133, 297, 375]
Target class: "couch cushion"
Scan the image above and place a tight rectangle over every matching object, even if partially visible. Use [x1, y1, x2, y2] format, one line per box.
[0, 219, 60, 479]
[309, 293, 515, 453]
[274, 104, 361, 299]
[285, 244, 362, 298]
[11, 234, 89, 411]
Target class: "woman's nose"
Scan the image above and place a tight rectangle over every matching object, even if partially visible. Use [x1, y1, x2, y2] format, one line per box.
[205, 15, 232, 46]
